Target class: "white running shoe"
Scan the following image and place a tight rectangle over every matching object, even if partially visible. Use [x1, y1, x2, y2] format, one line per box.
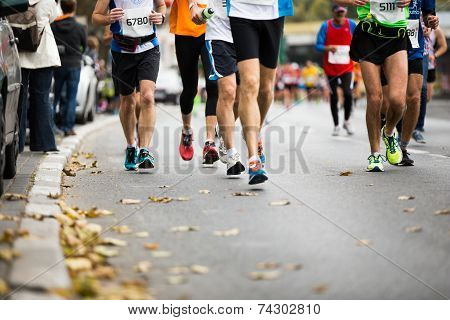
[216, 125, 227, 164]
[226, 152, 245, 176]
[343, 121, 354, 135]
[332, 126, 340, 136]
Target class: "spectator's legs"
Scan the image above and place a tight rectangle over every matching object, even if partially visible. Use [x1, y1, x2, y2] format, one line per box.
[64, 68, 82, 133]
[18, 69, 30, 153]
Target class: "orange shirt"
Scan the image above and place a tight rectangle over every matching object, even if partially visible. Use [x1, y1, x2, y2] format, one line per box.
[169, 0, 206, 37]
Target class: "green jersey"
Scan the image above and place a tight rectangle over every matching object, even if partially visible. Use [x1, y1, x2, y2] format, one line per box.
[357, 0, 409, 28]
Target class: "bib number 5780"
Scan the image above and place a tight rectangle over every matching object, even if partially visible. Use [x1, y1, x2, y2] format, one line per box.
[126, 17, 149, 26]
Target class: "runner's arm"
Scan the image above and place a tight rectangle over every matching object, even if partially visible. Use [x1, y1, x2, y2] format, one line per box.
[150, 0, 167, 24]
[434, 27, 448, 58]
[422, 0, 438, 29]
[92, 0, 124, 26]
[315, 22, 328, 52]
[189, 0, 205, 25]
[333, 0, 369, 7]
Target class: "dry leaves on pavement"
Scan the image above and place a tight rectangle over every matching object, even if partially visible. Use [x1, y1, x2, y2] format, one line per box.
[0, 278, 9, 295]
[91, 161, 98, 168]
[144, 243, 160, 251]
[2, 193, 27, 201]
[90, 170, 102, 175]
[285, 263, 303, 271]
[403, 207, 416, 214]
[120, 199, 142, 205]
[168, 266, 190, 275]
[134, 261, 152, 273]
[249, 270, 281, 281]
[112, 225, 132, 234]
[199, 189, 211, 194]
[170, 226, 200, 233]
[167, 275, 188, 285]
[356, 239, 372, 247]
[158, 185, 170, 189]
[0, 229, 29, 244]
[65, 257, 93, 272]
[405, 226, 423, 233]
[134, 231, 149, 238]
[213, 228, 240, 237]
[270, 200, 290, 206]
[94, 246, 119, 258]
[191, 265, 209, 274]
[101, 238, 127, 247]
[313, 284, 329, 294]
[434, 209, 450, 216]
[151, 250, 172, 258]
[0, 214, 20, 222]
[256, 262, 280, 270]
[232, 192, 258, 197]
[0, 248, 21, 262]
[148, 196, 173, 204]
[398, 195, 415, 201]
[176, 197, 190, 201]
[339, 170, 353, 176]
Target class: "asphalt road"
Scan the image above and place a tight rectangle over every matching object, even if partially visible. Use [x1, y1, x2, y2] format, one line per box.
[63, 100, 450, 299]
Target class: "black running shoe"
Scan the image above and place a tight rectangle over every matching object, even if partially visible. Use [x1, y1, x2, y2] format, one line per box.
[398, 150, 414, 166]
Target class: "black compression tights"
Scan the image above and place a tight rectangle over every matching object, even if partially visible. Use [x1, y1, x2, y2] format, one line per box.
[175, 34, 218, 117]
[328, 72, 353, 126]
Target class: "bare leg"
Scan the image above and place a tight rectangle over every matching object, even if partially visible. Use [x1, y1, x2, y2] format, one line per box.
[401, 73, 423, 146]
[258, 64, 277, 126]
[137, 80, 156, 149]
[205, 116, 217, 141]
[119, 94, 137, 145]
[216, 74, 238, 149]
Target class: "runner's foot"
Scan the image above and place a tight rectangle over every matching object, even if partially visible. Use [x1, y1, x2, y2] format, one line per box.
[332, 126, 340, 136]
[248, 157, 268, 185]
[226, 150, 245, 176]
[398, 150, 414, 166]
[258, 139, 266, 166]
[179, 130, 194, 161]
[366, 154, 385, 172]
[202, 141, 219, 166]
[412, 130, 426, 144]
[124, 146, 139, 171]
[343, 121, 354, 135]
[216, 126, 227, 164]
[382, 126, 402, 165]
[137, 148, 155, 169]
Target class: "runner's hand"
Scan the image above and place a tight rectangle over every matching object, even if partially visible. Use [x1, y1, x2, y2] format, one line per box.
[190, 3, 205, 25]
[429, 54, 436, 65]
[426, 15, 439, 30]
[149, 10, 164, 25]
[353, 0, 368, 7]
[326, 45, 338, 53]
[109, 8, 124, 23]
[395, 0, 410, 8]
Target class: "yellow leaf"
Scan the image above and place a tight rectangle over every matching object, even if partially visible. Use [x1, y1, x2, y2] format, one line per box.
[191, 265, 209, 274]
[356, 239, 372, 247]
[0, 278, 9, 295]
[0, 249, 20, 262]
[102, 237, 127, 247]
[3, 193, 27, 201]
[93, 266, 117, 279]
[134, 232, 149, 238]
[167, 275, 188, 285]
[120, 199, 141, 205]
[144, 243, 160, 251]
[398, 195, 415, 200]
[270, 200, 290, 206]
[213, 228, 240, 237]
[405, 226, 423, 233]
[65, 257, 93, 272]
[112, 225, 132, 234]
[47, 193, 60, 199]
[94, 246, 119, 257]
[0, 229, 15, 244]
[249, 270, 281, 281]
[403, 207, 416, 214]
[0, 214, 19, 222]
[339, 170, 353, 176]
[176, 197, 190, 201]
[313, 284, 329, 294]
[148, 196, 173, 203]
[434, 208, 450, 215]
[170, 226, 200, 233]
[151, 250, 172, 258]
[199, 189, 211, 194]
[134, 261, 152, 273]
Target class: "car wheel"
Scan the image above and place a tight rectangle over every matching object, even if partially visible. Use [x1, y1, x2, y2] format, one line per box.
[3, 115, 19, 179]
[87, 107, 95, 122]
[0, 96, 5, 195]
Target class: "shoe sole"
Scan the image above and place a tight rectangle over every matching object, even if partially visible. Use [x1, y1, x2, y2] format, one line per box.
[138, 159, 154, 170]
[227, 162, 245, 176]
[125, 166, 138, 171]
[249, 174, 268, 185]
[396, 161, 414, 167]
[367, 166, 384, 172]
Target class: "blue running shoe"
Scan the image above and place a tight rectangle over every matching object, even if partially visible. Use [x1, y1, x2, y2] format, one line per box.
[137, 148, 155, 169]
[258, 139, 266, 167]
[124, 146, 138, 171]
[248, 159, 268, 185]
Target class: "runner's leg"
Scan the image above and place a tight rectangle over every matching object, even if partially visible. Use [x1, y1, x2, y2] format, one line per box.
[137, 80, 156, 149]
[119, 94, 137, 145]
[201, 43, 219, 142]
[401, 74, 422, 147]
[217, 74, 238, 150]
[258, 65, 277, 126]
[328, 76, 339, 127]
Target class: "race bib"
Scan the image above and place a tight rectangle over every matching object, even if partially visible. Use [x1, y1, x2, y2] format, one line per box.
[122, 8, 153, 38]
[235, 0, 275, 5]
[370, 0, 405, 24]
[407, 19, 420, 49]
[328, 45, 350, 64]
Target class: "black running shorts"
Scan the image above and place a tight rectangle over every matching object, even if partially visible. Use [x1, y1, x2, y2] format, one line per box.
[350, 22, 407, 66]
[381, 58, 423, 86]
[111, 47, 160, 96]
[229, 17, 284, 69]
[427, 68, 436, 83]
[206, 40, 239, 80]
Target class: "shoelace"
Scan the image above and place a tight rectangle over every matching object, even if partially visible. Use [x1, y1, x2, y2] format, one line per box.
[387, 135, 399, 154]
[182, 133, 193, 147]
[368, 154, 386, 163]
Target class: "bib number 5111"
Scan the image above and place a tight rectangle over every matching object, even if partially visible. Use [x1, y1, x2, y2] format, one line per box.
[380, 2, 396, 11]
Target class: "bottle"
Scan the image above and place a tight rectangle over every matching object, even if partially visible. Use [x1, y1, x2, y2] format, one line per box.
[202, 8, 215, 21]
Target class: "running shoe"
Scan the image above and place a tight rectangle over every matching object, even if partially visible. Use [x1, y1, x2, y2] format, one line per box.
[248, 159, 268, 185]
[332, 126, 340, 136]
[367, 154, 385, 172]
[202, 141, 219, 165]
[343, 121, 354, 135]
[227, 152, 245, 176]
[412, 130, 426, 144]
[382, 126, 403, 165]
[258, 139, 266, 166]
[179, 131, 194, 161]
[124, 146, 138, 171]
[137, 148, 155, 169]
[216, 126, 227, 164]
[398, 150, 414, 166]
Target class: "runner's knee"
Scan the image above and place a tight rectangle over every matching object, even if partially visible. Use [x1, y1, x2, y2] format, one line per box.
[367, 91, 383, 108]
[240, 74, 259, 97]
[139, 90, 155, 108]
[219, 83, 237, 105]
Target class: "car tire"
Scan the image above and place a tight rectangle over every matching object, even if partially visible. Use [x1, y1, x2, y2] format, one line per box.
[87, 107, 95, 122]
[0, 96, 5, 195]
[3, 115, 19, 179]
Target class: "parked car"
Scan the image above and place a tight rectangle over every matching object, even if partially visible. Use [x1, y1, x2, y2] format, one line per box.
[0, 0, 28, 195]
[155, 67, 182, 105]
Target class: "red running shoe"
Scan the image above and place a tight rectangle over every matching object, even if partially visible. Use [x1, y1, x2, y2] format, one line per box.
[202, 141, 219, 166]
[179, 131, 194, 161]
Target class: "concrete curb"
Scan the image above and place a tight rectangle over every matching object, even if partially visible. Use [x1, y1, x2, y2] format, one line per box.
[10, 115, 118, 298]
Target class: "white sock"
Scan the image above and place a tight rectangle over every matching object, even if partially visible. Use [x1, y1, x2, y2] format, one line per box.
[182, 128, 193, 135]
[383, 128, 394, 137]
[127, 143, 136, 148]
[373, 152, 381, 157]
[227, 148, 237, 159]
[248, 155, 259, 164]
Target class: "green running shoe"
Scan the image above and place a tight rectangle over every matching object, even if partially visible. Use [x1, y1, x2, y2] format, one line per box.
[367, 154, 385, 172]
[382, 126, 403, 165]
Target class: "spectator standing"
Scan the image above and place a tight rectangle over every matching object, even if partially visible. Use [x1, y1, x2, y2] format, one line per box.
[315, 5, 356, 136]
[18, 0, 61, 152]
[52, 0, 87, 136]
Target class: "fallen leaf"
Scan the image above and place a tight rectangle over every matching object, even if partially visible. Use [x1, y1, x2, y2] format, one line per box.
[94, 246, 119, 257]
[149, 196, 173, 203]
[93, 266, 117, 279]
[47, 193, 60, 199]
[403, 207, 416, 214]
[356, 239, 372, 247]
[313, 284, 329, 294]
[0, 229, 15, 244]
[398, 195, 415, 201]
[3, 193, 27, 201]
[102, 237, 127, 247]
[249, 270, 281, 281]
[134, 261, 152, 273]
[158, 185, 170, 189]
[91, 161, 98, 168]
[0, 214, 19, 222]
[191, 265, 209, 274]
[134, 232, 149, 238]
[112, 225, 132, 234]
[0, 249, 21, 262]
[144, 243, 160, 251]
[170, 226, 200, 233]
[0, 278, 9, 295]
[367, 183, 374, 187]
[120, 199, 141, 205]
[256, 262, 280, 270]
[168, 266, 190, 275]
[270, 200, 290, 206]
[405, 226, 423, 233]
[82, 152, 95, 159]
[233, 192, 258, 197]
[63, 168, 76, 177]
[90, 170, 102, 175]
[213, 228, 240, 237]
[167, 275, 188, 285]
[65, 257, 93, 272]
[285, 263, 303, 271]
[199, 189, 211, 194]
[177, 197, 190, 201]
[339, 170, 353, 176]
[85, 207, 113, 218]
[434, 209, 450, 216]
[26, 213, 44, 221]
[151, 250, 172, 258]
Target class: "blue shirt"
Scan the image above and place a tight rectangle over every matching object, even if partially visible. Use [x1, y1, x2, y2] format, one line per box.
[315, 19, 357, 52]
[408, 0, 435, 61]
